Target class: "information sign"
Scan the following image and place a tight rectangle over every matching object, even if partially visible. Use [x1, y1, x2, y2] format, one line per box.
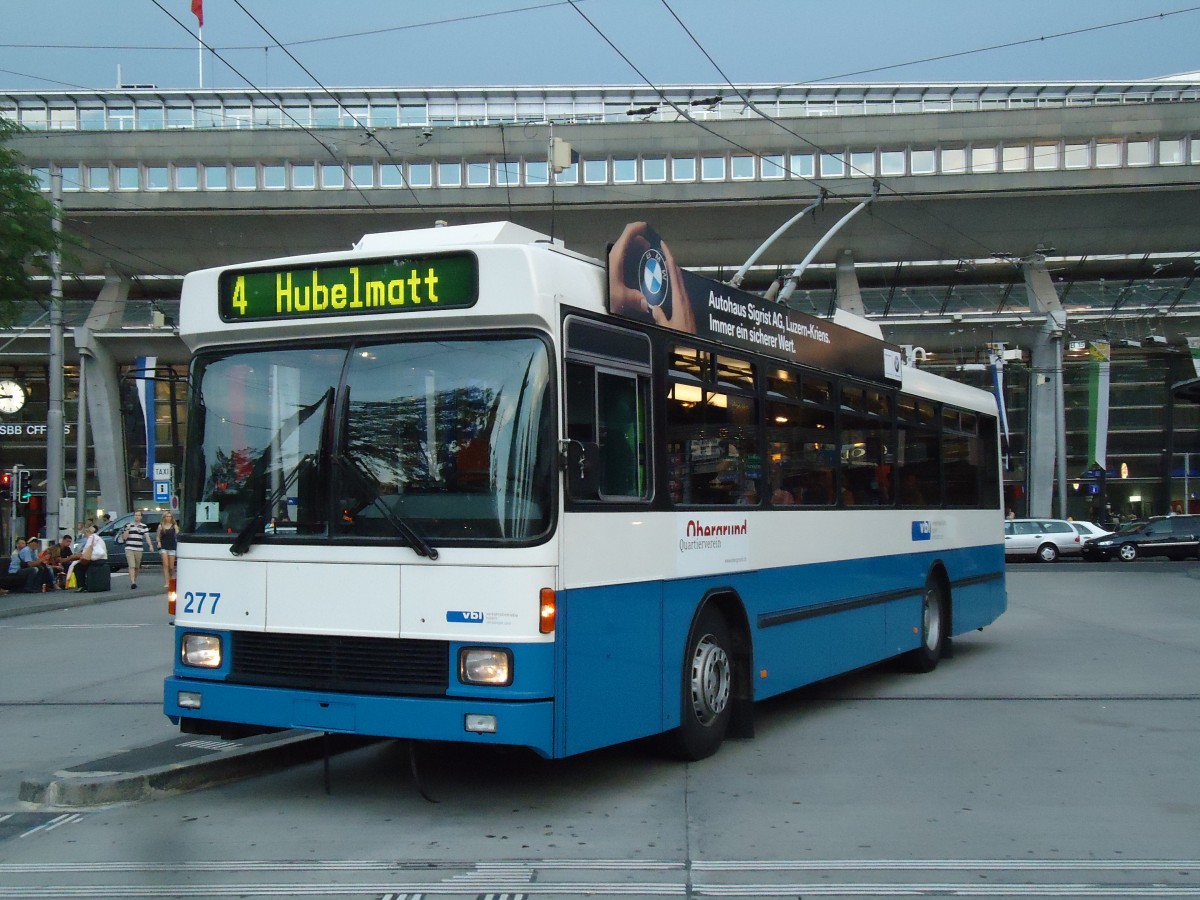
[218, 253, 478, 323]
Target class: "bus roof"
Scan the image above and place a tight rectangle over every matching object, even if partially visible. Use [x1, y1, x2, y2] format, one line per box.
[353, 221, 561, 254]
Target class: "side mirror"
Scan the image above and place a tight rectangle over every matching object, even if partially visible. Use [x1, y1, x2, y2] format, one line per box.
[564, 441, 603, 500]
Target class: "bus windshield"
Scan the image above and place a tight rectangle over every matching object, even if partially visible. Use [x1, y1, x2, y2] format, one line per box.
[184, 336, 554, 545]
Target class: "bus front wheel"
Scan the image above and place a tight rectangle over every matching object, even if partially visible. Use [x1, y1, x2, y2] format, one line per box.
[666, 605, 733, 761]
[902, 577, 947, 673]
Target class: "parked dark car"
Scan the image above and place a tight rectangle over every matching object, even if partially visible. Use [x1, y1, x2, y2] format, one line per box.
[1082, 514, 1200, 562]
[73, 510, 165, 571]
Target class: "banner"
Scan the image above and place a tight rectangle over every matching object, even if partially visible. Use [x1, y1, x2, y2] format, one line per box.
[1086, 341, 1111, 469]
[607, 223, 902, 385]
[989, 351, 1011, 470]
[135, 356, 157, 475]
[1188, 336, 1200, 378]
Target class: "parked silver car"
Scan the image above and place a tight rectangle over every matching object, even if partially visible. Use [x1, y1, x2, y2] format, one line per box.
[1070, 521, 1113, 542]
[1004, 518, 1082, 562]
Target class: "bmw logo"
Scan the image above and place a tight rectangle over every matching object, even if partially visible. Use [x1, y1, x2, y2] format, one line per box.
[639, 247, 670, 308]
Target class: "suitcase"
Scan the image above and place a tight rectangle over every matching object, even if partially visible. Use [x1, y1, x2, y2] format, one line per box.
[85, 560, 111, 592]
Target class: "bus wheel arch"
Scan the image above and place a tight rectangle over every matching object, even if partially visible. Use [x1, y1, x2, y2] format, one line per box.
[663, 590, 752, 761]
[902, 564, 951, 673]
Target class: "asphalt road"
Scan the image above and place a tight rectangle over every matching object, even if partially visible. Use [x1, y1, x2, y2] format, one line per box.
[1, 561, 1198, 899]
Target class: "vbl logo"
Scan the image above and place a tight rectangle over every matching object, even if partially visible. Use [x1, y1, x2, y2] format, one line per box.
[447, 610, 485, 623]
[911, 521, 932, 541]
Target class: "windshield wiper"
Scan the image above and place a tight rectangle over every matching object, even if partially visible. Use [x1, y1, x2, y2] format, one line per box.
[230, 454, 312, 556]
[333, 454, 439, 560]
[229, 388, 334, 556]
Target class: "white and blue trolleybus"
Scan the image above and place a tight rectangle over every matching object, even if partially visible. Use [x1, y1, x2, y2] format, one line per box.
[164, 220, 1006, 760]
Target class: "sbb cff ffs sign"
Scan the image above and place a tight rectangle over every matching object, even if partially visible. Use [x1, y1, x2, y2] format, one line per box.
[0, 423, 73, 437]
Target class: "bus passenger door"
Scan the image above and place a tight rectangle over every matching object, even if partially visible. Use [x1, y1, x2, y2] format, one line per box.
[558, 316, 659, 756]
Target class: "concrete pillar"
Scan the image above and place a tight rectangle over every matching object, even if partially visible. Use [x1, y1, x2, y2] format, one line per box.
[72, 271, 131, 518]
[1022, 257, 1067, 518]
[834, 250, 865, 316]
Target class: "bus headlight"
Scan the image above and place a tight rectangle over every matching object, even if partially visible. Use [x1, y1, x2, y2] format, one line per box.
[458, 647, 512, 686]
[181, 633, 222, 668]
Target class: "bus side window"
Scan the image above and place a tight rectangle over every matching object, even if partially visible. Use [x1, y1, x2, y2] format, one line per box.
[566, 362, 596, 444]
[563, 317, 653, 503]
[565, 361, 650, 502]
[597, 371, 646, 498]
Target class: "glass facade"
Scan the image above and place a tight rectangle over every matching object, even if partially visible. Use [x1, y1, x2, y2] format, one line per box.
[26, 129, 1196, 200]
[927, 354, 1200, 519]
[4, 81, 1196, 133]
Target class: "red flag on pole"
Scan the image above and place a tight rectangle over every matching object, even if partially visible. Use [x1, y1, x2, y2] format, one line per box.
[191, 0, 203, 26]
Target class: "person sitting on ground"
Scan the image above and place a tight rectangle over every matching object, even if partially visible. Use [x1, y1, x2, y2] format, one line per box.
[1, 538, 27, 594]
[55, 534, 74, 588]
[7, 539, 25, 576]
[67, 525, 108, 592]
[18, 537, 56, 592]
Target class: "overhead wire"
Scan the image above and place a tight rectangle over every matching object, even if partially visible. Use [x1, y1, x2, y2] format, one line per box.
[565, 0, 954, 261]
[0, 2, 595, 68]
[777, 6, 1200, 86]
[9, 3, 1189, 284]
[148, 0, 376, 209]
[228, 0, 425, 211]
[13, 168, 190, 293]
[0, 68, 93, 91]
[655, 0, 996, 263]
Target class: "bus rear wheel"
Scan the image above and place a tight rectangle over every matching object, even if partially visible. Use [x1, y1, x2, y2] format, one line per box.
[666, 605, 733, 761]
[902, 578, 947, 673]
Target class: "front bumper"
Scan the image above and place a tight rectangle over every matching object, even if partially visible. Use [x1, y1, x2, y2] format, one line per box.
[164, 676, 556, 757]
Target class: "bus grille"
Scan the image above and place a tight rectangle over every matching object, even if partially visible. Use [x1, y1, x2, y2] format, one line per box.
[229, 632, 449, 696]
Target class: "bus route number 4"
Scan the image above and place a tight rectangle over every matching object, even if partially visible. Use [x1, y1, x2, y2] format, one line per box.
[182, 591, 221, 614]
[230, 277, 248, 316]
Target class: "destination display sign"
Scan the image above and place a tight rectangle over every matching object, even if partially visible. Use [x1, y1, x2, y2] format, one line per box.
[607, 223, 903, 384]
[218, 253, 478, 322]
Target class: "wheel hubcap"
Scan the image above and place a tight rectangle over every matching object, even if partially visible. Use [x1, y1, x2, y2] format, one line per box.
[690, 635, 731, 726]
[923, 589, 942, 652]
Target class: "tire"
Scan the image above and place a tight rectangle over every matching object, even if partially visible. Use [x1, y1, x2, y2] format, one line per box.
[665, 605, 733, 761]
[1118, 542, 1138, 562]
[1037, 542, 1059, 563]
[902, 577, 947, 673]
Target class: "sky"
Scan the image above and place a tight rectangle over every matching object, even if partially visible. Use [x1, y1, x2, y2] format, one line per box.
[1, 1, 1198, 93]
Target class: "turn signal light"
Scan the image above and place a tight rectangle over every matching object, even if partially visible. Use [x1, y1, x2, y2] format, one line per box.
[168, 576, 177, 615]
[539, 587, 556, 634]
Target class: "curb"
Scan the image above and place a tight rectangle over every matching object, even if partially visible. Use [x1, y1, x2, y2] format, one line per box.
[18, 731, 371, 809]
[0, 584, 165, 619]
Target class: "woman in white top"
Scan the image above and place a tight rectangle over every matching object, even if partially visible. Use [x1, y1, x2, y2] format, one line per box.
[67, 525, 108, 592]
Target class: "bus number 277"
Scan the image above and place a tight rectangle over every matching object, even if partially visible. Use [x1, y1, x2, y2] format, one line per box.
[182, 591, 221, 614]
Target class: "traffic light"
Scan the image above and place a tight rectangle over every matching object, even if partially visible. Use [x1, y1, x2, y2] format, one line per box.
[0, 471, 10, 500]
[16, 469, 31, 504]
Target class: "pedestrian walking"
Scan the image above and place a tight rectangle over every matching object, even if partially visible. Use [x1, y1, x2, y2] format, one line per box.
[157, 512, 178, 589]
[119, 510, 155, 590]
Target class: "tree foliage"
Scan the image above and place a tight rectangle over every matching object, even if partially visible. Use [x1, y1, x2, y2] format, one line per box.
[0, 118, 61, 326]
